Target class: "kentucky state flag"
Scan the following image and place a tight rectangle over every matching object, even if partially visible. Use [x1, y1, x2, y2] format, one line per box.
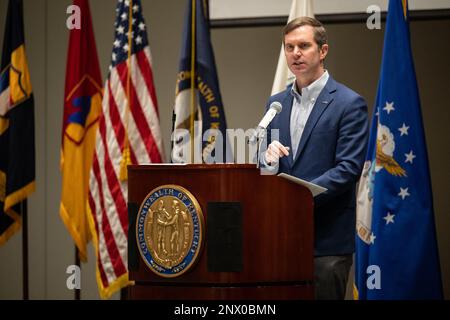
[172, 0, 229, 163]
[354, 0, 443, 299]
[0, 0, 35, 245]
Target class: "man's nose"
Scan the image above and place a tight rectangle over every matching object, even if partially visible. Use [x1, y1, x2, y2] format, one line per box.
[293, 46, 302, 56]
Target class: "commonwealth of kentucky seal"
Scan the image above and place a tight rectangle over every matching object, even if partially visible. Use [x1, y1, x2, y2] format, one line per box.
[136, 184, 204, 278]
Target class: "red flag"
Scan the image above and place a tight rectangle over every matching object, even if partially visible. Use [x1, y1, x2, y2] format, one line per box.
[60, 0, 102, 262]
[88, 0, 164, 299]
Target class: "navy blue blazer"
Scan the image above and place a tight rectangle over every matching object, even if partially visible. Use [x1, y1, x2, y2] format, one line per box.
[264, 76, 369, 256]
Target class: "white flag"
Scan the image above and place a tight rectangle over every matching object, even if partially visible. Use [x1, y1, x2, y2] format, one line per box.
[271, 0, 314, 95]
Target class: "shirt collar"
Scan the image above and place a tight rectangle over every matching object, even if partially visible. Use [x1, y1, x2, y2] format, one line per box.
[290, 70, 329, 102]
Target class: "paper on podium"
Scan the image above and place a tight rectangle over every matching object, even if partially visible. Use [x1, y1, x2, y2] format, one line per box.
[278, 173, 327, 197]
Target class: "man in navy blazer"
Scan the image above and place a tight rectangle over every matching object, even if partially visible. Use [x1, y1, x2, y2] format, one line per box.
[263, 17, 369, 299]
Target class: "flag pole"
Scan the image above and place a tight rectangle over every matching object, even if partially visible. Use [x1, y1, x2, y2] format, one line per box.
[21, 201, 29, 300]
[119, 0, 134, 300]
[120, 287, 128, 300]
[119, 0, 134, 181]
[75, 247, 80, 300]
[190, 0, 196, 163]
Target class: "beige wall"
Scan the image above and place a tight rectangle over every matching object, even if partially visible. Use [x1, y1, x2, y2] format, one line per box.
[0, 0, 448, 299]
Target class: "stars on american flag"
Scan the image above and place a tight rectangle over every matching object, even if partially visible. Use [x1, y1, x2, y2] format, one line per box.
[110, 0, 149, 68]
[92, 0, 165, 298]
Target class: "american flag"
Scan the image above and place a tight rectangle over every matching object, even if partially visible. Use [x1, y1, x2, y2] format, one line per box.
[88, 0, 164, 299]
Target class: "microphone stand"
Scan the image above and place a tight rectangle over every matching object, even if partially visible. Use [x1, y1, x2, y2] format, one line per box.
[256, 129, 267, 169]
[250, 128, 266, 169]
[170, 111, 176, 163]
[256, 135, 261, 169]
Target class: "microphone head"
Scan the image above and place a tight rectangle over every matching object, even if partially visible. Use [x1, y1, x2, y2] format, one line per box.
[270, 101, 282, 114]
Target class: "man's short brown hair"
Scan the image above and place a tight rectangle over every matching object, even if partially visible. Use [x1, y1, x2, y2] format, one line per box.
[282, 17, 327, 48]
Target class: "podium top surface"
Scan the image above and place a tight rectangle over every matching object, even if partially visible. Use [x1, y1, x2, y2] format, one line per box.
[129, 163, 257, 170]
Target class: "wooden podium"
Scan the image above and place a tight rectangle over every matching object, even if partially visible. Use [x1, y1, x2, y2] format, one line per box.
[127, 164, 314, 299]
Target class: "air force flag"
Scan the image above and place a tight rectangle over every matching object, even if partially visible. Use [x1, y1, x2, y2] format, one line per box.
[354, 0, 443, 300]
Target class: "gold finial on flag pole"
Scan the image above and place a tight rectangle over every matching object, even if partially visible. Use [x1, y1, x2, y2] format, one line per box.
[402, 0, 407, 20]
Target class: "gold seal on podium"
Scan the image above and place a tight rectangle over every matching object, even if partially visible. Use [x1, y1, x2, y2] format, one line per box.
[136, 185, 204, 278]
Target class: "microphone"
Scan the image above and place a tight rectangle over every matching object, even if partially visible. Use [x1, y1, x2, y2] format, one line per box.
[250, 101, 282, 143]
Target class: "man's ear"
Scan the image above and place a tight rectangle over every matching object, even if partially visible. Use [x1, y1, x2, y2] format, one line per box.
[320, 44, 329, 61]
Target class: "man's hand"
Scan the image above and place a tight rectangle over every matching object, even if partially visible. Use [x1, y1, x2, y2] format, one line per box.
[265, 140, 290, 164]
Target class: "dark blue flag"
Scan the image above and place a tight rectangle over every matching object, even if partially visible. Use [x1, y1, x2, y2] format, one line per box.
[172, 0, 229, 163]
[0, 0, 35, 245]
[354, 0, 443, 299]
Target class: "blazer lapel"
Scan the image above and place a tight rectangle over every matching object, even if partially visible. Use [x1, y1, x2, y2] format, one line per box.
[279, 91, 294, 167]
[293, 77, 337, 164]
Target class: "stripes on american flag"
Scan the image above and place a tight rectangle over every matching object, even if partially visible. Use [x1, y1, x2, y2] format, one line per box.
[87, 0, 164, 299]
